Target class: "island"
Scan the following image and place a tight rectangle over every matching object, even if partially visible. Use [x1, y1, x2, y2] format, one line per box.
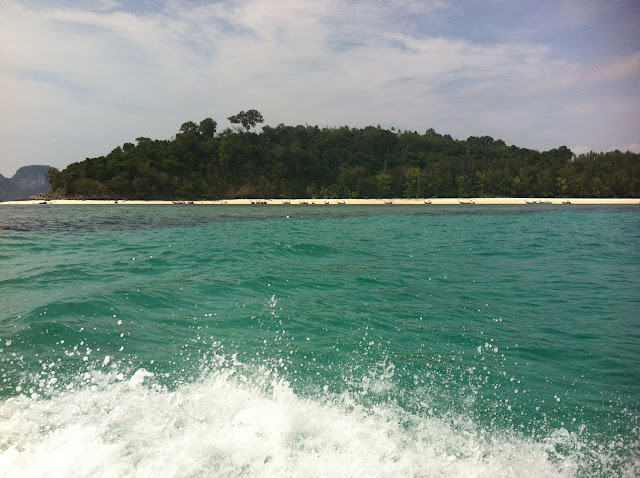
[39, 110, 640, 201]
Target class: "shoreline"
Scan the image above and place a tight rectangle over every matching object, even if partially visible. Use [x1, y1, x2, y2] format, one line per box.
[1, 198, 639, 206]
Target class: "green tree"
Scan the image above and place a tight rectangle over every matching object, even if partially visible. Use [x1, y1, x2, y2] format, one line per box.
[199, 118, 217, 138]
[228, 109, 264, 133]
[179, 121, 199, 135]
[404, 167, 423, 197]
[456, 174, 473, 197]
[375, 171, 393, 197]
[46, 116, 640, 201]
[46, 167, 61, 189]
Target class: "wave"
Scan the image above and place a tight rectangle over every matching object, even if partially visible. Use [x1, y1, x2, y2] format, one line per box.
[1, 354, 635, 478]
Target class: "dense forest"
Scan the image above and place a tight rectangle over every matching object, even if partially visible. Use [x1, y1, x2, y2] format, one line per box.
[46, 111, 640, 199]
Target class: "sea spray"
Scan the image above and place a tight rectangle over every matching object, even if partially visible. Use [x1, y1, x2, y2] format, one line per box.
[0, 352, 618, 477]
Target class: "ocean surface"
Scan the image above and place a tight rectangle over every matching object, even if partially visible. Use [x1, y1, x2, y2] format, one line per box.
[0, 204, 638, 477]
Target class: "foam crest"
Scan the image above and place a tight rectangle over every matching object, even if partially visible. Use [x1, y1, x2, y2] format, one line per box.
[0, 358, 620, 478]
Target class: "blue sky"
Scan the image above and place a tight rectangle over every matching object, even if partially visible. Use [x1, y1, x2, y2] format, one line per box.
[1, 0, 639, 176]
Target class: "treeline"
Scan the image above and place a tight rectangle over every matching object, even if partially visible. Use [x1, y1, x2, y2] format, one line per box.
[46, 114, 640, 199]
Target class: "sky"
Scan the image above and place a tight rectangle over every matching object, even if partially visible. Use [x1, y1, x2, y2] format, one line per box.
[1, 0, 639, 177]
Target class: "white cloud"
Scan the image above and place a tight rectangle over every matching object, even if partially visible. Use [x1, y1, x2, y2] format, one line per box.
[622, 142, 640, 153]
[0, 0, 638, 176]
[589, 51, 640, 83]
[571, 144, 592, 155]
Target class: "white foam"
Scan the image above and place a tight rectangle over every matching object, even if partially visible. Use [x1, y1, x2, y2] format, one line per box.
[127, 368, 154, 388]
[0, 360, 627, 477]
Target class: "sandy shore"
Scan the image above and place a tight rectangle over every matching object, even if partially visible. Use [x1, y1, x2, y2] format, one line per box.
[1, 198, 639, 206]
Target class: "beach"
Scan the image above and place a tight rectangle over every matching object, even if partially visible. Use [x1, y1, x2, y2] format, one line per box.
[1, 197, 638, 205]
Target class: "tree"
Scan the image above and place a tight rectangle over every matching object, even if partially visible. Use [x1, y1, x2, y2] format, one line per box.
[375, 171, 393, 197]
[228, 109, 264, 133]
[199, 118, 217, 138]
[45, 115, 640, 201]
[550, 146, 574, 161]
[456, 174, 473, 197]
[179, 121, 199, 135]
[46, 167, 61, 189]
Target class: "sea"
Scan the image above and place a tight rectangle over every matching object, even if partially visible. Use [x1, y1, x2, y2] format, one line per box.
[0, 204, 638, 477]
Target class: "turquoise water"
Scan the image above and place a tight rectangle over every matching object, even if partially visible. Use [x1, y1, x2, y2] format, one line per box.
[0, 204, 638, 477]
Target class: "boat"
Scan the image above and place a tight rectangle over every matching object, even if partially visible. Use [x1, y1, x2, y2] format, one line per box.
[424, 200, 432, 204]
[458, 199, 475, 204]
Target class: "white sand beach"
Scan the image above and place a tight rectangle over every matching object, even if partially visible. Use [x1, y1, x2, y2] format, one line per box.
[1, 198, 639, 206]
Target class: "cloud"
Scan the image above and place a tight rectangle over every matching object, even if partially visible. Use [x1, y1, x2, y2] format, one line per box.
[589, 51, 640, 82]
[622, 142, 640, 153]
[570, 144, 591, 155]
[0, 0, 639, 176]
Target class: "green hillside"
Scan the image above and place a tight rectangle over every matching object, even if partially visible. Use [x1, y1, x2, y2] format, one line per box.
[47, 112, 640, 200]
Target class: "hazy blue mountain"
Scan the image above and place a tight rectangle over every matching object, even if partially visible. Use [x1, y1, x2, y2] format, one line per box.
[0, 165, 52, 201]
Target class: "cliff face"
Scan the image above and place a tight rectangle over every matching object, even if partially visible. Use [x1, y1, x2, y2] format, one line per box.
[0, 165, 52, 201]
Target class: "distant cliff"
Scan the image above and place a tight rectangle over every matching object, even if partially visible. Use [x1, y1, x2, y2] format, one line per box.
[0, 165, 52, 201]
